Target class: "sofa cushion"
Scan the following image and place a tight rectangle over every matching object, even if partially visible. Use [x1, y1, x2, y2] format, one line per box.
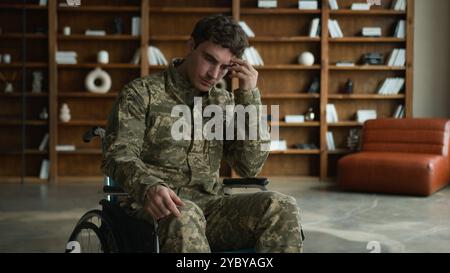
[338, 152, 449, 196]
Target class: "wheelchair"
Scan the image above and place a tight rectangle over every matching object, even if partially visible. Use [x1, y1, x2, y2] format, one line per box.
[66, 126, 269, 253]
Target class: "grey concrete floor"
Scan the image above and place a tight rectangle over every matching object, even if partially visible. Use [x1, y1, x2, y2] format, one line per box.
[0, 178, 449, 253]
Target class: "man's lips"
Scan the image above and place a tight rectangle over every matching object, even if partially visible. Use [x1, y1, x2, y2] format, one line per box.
[201, 78, 214, 86]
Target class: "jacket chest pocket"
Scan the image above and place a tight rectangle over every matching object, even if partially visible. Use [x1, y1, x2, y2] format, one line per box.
[208, 140, 223, 174]
[147, 113, 190, 148]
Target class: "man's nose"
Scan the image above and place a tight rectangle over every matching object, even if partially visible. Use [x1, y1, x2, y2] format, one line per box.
[208, 65, 221, 80]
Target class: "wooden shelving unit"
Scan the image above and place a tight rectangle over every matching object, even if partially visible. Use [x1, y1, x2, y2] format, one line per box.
[0, 0, 414, 184]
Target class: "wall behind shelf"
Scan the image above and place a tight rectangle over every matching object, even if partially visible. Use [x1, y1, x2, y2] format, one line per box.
[413, 0, 450, 118]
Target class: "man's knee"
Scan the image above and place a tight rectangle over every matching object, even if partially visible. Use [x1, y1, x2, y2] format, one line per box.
[261, 191, 299, 214]
[158, 200, 210, 252]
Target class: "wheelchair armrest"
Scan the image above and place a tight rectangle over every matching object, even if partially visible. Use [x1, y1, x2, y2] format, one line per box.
[103, 185, 127, 194]
[222, 177, 269, 187]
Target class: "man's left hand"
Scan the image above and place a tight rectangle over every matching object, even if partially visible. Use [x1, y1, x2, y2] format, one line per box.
[229, 57, 258, 91]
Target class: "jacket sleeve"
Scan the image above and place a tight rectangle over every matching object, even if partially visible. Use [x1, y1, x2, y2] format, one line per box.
[101, 79, 165, 204]
[223, 87, 270, 177]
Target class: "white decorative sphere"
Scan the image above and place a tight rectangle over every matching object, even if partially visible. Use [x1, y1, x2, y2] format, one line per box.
[298, 52, 315, 66]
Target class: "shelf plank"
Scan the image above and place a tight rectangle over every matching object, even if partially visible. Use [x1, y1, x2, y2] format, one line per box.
[0, 120, 48, 126]
[270, 122, 320, 127]
[329, 65, 406, 71]
[0, 4, 47, 10]
[149, 35, 190, 41]
[0, 63, 47, 68]
[270, 149, 321, 155]
[328, 94, 405, 100]
[241, 8, 321, 15]
[328, 122, 363, 127]
[58, 35, 140, 41]
[329, 37, 406, 43]
[250, 36, 321, 42]
[330, 10, 406, 16]
[58, 5, 139, 12]
[149, 7, 231, 14]
[0, 93, 49, 98]
[0, 33, 48, 39]
[58, 92, 118, 98]
[328, 149, 354, 155]
[262, 93, 320, 99]
[58, 149, 102, 155]
[58, 63, 140, 69]
[59, 120, 107, 126]
[257, 65, 321, 70]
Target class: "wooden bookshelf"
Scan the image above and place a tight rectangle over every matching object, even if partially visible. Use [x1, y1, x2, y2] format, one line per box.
[0, 0, 414, 183]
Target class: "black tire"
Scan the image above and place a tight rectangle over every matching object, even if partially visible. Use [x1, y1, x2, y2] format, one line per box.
[67, 210, 120, 253]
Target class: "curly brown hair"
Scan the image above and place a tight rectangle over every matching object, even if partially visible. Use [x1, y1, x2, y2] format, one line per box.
[191, 14, 249, 58]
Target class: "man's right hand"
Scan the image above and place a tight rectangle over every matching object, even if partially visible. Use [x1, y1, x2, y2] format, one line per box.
[144, 184, 185, 220]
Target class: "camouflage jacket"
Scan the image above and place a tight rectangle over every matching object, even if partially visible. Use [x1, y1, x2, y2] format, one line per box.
[101, 60, 269, 207]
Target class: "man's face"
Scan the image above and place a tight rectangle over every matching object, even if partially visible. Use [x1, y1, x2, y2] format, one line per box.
[186, 40, 234, 92]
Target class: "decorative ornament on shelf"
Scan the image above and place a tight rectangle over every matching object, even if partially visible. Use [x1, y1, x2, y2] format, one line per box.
[0, 71, 16, 93]
[347, 129, 361, 151]
[3, 54, 11, 64]
[343, 79, 353, 94]
[113, 17, 123, 35]
[215, 78, 227, 90]
[298, 51, 315, 66]
[39, 107, 49, 120]
[305, 107, 315, 121]
[59, 103, 71, 123]
[63, 26, 71, 36]
[32, 71, 43, 93]
[97, 50, 109, 64]
[85, 67, 111, 94]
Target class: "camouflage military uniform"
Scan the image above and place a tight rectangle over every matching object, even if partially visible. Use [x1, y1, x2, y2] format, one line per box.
[102, 59, 304, 253]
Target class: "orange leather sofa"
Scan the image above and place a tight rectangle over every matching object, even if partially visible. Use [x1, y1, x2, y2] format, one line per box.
[338, 119, 450, 196]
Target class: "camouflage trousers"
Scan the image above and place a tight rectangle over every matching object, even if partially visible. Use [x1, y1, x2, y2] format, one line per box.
[134, 190, 304, 253]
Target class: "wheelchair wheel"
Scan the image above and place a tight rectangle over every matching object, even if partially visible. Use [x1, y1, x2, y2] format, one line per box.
[67, 210, 119, 253]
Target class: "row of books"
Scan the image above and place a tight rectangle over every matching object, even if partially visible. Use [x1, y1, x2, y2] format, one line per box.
[387, 48, 406, 67]
[378, 78, 405, 95]
[242, 47, 264, 66]
[392, 0, 407, 11]
[329, 0, 407, 11]
[131, 46, 168, 65]
[326, 132, 336, 151]
[326, 104, 339, 123]
[56, 51, 77, 64]
[239, 21, 255, 38]
[328, 19, 344, 38]
[394, 20, 406, 38]
[309, 18, 321, 37]
[393, 104, 405, 119]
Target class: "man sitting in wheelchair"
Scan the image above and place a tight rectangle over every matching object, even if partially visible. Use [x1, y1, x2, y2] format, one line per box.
[101, 14, 304, 253]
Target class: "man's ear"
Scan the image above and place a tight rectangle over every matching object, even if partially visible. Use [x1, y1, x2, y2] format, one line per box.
[187, 38, 195, 53]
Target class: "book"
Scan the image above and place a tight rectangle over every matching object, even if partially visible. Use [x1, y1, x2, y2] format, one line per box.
[270, 140, 287, 151]
[362, 27, 382, 37]
[239, 21, 255, 38]
[326, 104, 339, 123]
[356, 110, 377, 123]
[131, 16, 141, 36]
[309, 18, 320, 37]
[258, 0, 277, 8]
[39, 159, 50, 180]
[328, 0, 339, 10]
[351, 3, 371, 10]
[39, 0, 48, 6]
[85, 30, 106, 36]
[38, 133, 49, 151]
[298, 0, 318, 10]
[326, 132, 336, 151]
[393, 104, 404, 118]
[56, 145, 76, 151]
[285, 115, 305, 123]
[394, 20, 406, 38]
[392, 0, 407, 11]
[336, 61, 355, 67]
